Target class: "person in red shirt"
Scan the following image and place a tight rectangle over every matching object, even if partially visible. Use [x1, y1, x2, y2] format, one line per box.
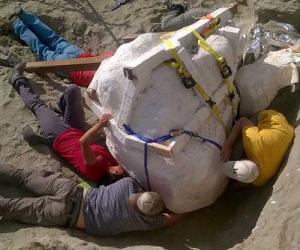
[10, 62, 125, 182]
[11, 9, 114, 87]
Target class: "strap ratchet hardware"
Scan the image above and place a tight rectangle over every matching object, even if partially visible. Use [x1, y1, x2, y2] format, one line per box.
[191, 29, 238, 117]
[161, 28, 227, 131]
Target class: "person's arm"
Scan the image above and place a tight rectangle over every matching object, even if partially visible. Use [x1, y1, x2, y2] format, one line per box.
[80, 113, 111, 165]
[221, 117, 254, 162]
[163, 212, 185, 226]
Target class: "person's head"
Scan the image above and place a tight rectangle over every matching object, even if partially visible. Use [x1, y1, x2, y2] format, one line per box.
[223, 160, 259, 183]
[129, 192, 165, 215]
[107, 165, 125, 176]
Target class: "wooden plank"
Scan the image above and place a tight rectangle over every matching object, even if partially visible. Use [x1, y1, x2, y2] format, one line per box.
[25, 56, 104, 73]
[125, 135, 173, 158]
[122, 32, 166, 43]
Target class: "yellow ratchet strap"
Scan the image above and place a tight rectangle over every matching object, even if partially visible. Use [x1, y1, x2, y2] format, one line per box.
[160, 35, 226, 131]
[194, 16, 221, 38]
[192, 30, 238, 116]
[160, 35, 190, 79]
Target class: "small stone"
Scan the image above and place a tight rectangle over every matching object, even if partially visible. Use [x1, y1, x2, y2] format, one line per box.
[252, 225, 259, 233]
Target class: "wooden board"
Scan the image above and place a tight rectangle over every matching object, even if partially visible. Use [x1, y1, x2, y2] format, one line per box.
[122, 32, 166, 43]
[25, 56, 104, 73]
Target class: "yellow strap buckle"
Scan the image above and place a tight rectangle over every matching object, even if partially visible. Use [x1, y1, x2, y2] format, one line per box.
[161, 33, 227, 132]
[205, 97, 216, 107]
[217, 57, 232, 79]
[182, 77, 196, 89]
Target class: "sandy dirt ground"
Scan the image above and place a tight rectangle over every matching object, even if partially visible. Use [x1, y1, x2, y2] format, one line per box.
[0, 0, 299, 249]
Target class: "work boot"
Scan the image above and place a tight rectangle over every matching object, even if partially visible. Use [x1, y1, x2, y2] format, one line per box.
[22, 125, 51, 146]
[10, 62, 26, 85]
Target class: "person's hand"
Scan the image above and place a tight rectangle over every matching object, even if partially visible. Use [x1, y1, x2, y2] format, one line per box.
[163, 212, 185, 226]
[99, 113, 112, 127]
[221, 143, 232, 162]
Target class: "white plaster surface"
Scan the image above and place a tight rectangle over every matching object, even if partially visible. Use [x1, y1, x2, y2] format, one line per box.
[89, 27, 245, 213]
[236, 44, 300, 117]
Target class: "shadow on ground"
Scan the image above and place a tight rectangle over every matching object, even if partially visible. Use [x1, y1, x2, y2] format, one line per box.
[73, 85, 300, 250]
[1, 86, 299, 250]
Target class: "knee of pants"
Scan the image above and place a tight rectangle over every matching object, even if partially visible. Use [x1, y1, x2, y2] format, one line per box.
[65, 85, 81, 97]
[64, 85, 82, 103]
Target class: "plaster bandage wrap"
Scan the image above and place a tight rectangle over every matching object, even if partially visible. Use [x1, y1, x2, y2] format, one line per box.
[87, 6, 246, 213]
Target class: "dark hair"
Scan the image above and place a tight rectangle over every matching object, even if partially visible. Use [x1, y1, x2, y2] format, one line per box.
[100, 172, 128, 186]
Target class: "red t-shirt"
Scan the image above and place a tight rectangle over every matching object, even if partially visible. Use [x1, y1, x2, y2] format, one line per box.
[69, 51, 115, 87]
[53, 128, 118, 182]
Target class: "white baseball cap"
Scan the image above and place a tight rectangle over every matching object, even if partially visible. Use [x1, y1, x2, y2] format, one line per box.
[223, 160, 259, 183]
[137, 192, 164, 215]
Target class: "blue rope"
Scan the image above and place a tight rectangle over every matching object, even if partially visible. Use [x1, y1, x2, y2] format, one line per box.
[123, 124, 173, 143]
[122, 124, 222, 191]
[179, 130, 222, 150]
[123, 124, 173, 190]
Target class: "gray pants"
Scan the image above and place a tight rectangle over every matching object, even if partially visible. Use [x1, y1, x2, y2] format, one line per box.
[0, 163, 81, 226]
[161, 8, 211, 31]
[13, 77, 86, 145]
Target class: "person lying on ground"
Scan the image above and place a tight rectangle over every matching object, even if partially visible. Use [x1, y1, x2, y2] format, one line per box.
[11, 9, 114, 87]
[0, 163, 182, 235]
[10, 62, 124, 182]
[152, 0, 211, 32]
[221, 110, 294, 186]
[154, 0, 248, 32]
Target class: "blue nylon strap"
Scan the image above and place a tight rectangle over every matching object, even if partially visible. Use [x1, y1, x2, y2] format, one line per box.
[181, 130, 222, 150]
[122, 124, 222, 191]
[123, 124, 173, 190]
[123, 124, 173, 143]
[144, 143, 149, 190]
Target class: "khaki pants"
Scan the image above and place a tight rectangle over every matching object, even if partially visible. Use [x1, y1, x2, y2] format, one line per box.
[0, 163, 78, 227]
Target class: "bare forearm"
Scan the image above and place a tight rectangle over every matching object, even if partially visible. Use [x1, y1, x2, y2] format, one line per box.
[224, 117, 253, 147]
[79, 122, 103, 165]
[224, 121, 242, 147]
[80, 122, 103, 145]
[79, 113, 112, 166]
[80, 141, 97, 165]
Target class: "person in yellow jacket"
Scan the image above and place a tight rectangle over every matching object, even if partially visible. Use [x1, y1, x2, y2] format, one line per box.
[221, 110, 294, 186]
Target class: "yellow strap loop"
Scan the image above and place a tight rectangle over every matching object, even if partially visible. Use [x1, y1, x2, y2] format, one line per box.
[161, 37, 191, 79]
[192, 30, 238, 116]
[192, 30, 226, 71]
[160, 35, 227, 132]
[194, 85, 227, 130]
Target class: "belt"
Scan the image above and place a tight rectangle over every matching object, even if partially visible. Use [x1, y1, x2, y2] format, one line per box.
[66, 185, 83, 228]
